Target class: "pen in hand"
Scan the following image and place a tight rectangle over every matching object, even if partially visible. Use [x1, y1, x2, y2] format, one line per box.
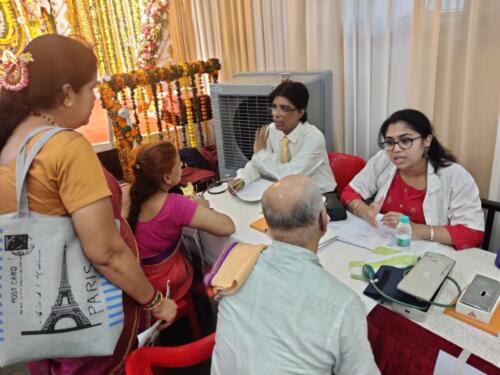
[166, 279, 170, 300]
[155, 280, 174, 332]
[228, 178, 244, 193]
[367, 195, 385, 227]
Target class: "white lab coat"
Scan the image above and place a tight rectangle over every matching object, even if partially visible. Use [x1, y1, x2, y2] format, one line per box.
[236, 121, 336, 193]
[348, 150, 484, 231]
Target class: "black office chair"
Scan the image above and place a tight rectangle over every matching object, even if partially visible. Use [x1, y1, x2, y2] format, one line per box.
[481, 198, 500, 250]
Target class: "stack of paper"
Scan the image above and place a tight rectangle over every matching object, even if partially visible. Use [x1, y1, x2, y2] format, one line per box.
[236, 179, 274, 202]
[319, 227, 337, 249]
[328, 213, 395, 250]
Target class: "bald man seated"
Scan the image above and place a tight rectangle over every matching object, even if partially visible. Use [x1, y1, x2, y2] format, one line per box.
[211, 175, 379, 375]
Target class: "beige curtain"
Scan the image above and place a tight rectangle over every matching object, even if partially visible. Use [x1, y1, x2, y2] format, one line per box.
[488, 107, 500, 251]
[191, 0, 256, 81]
[251, 0, 345, 152]
[408, 0, 500, 196]
[191, 0, 343, 147]
[190, 0, 500, 197]
[169, 0, 197, 62]
[343, 0, 500, 197]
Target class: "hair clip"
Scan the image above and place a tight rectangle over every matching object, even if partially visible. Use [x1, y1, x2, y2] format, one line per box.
[0, 51, 34, 92]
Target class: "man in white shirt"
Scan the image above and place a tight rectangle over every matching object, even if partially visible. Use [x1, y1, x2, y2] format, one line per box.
[212, 174, 379, 375]
[229, 81, 336, 194]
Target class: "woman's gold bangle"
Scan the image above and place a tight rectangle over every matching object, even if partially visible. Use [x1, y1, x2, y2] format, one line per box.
[351, 200, 360, 215]
[142, 289, 163, 311]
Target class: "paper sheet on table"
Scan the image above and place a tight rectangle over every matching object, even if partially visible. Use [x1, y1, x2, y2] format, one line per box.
[236, 179, 274, 202]
[375, 213, 397, 235]
[137, 319, 162, 348]
[318, 227, 337, 251]
[328, 213, 395, 250]
[433, 350, 485, 375]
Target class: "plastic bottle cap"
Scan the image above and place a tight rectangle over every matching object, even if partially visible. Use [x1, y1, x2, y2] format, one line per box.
[400, 215, 410, 224]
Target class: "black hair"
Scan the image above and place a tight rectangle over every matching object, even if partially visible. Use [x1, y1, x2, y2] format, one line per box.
[268, 80, 309, 122]
[127, 141, 178, 232]
[378, 109, 456, 171]
[0, 34, 97, 151]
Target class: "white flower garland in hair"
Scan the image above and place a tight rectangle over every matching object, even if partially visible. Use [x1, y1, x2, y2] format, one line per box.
[0, 51, 34, 91]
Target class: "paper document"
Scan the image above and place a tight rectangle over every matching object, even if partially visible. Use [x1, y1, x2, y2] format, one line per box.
[137, 280, 170, 348]
[375, 213, 397, 235]
[236, 179, 274, 202]
[318, 227, 336, 250]
[433, 350, 485, 375]
[328, 212, 395, 250]
[137, 319, 162, 348]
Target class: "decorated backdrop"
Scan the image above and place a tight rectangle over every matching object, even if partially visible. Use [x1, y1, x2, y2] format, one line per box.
[1, 0, 173, 76]
[1, 0, 221, 181]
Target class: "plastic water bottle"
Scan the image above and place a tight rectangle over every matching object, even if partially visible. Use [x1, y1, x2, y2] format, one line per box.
[395, 215, 412, 250]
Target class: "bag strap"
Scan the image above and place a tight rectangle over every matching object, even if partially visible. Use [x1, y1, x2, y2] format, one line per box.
[15, 126, 54, 216]
[15, 126, 53, 174]
[15, 127, 70, 218]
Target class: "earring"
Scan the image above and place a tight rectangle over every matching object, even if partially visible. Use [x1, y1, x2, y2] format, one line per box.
[424, 146, 429, 158]
[65, 101, 72, 108]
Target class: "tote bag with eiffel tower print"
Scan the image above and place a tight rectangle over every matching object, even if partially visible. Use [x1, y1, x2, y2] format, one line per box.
[0, 127, 123, 366]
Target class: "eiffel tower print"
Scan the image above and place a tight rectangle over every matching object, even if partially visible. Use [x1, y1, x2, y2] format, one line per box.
[22, 244, 101, 335]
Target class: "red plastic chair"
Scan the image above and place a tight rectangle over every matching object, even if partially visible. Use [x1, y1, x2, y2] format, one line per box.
[125, 332, 216, 375]
[180, 166, 216, 192]
[327, 152, 366, 195]
[174, 292, 202, 339]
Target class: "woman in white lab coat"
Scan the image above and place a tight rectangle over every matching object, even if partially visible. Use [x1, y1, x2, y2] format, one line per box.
[341, 109, 484, 250]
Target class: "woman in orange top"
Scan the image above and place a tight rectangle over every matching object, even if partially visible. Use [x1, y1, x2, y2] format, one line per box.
[0, 34, 176, 374]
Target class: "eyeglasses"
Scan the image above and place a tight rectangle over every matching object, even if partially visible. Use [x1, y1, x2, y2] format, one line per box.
[379, 136, 422, 151]
[268, 103, 297, 114]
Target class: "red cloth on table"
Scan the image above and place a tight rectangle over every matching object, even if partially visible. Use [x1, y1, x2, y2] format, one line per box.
[341, 173, 484, 250]
[367, 305, 498, 374]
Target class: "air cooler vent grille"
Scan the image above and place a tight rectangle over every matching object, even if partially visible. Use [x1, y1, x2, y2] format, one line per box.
[218, 95, 273, 170]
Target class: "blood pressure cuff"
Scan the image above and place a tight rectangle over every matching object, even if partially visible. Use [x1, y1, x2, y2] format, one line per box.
[363, 266, 431, 311]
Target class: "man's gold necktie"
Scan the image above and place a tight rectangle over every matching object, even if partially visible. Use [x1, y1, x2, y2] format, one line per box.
[280, 136, 290, 163]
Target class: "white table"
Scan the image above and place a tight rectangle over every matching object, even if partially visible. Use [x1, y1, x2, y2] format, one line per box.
[202, 191, 500, 367]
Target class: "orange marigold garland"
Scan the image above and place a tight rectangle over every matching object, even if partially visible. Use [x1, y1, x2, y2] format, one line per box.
[151, 83, 163, 140]
[189, 68, 203, 146]
[158, 82, 171, 142]
[183, 82, 196, 147]
[128, 87, 143, 144]
[166, 81, 180, 149]
[197, 72, 210, 144]
[175, 79, 187, 147]
[139, 86, 151, 142]
[98, 58, 221, 180]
